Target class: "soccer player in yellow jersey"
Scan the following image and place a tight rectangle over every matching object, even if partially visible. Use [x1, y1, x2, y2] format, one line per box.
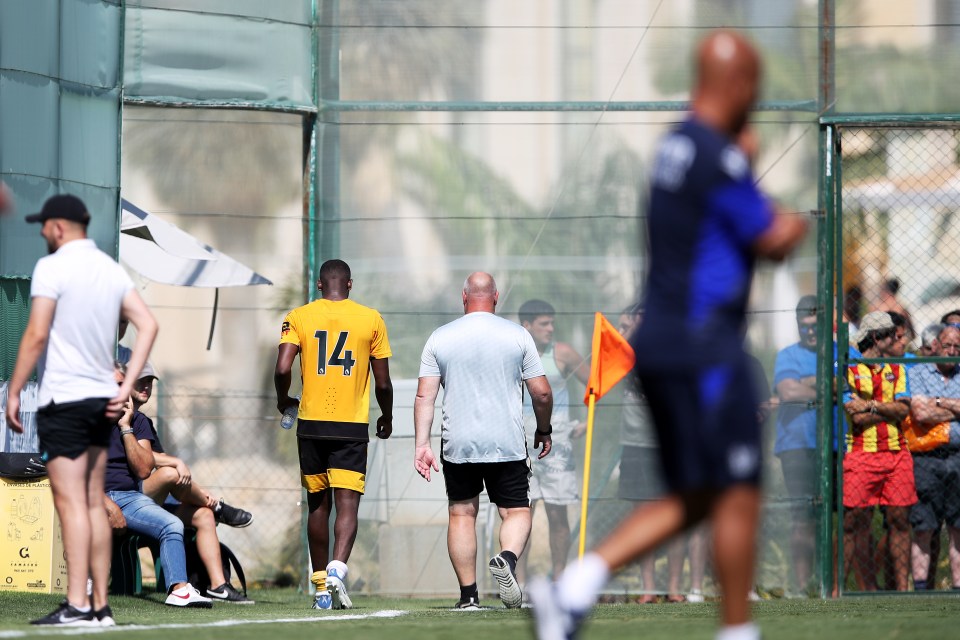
[274, 259, 394, 610]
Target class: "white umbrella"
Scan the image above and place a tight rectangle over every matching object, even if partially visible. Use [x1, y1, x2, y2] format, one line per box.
[119, 199, 272, 348]
[120, 199, 271, 287]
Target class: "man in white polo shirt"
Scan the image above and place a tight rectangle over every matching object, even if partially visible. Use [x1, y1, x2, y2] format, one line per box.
[5, 194, 158, 627]
[413, 272, 553, 610]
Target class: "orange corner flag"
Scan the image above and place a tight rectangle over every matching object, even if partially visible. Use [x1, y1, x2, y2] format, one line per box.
[583, 311, 636, 404]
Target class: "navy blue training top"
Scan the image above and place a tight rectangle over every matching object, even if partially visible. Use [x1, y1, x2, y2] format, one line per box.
[632, 117, 774, 370]
[104, 411, 164, 492]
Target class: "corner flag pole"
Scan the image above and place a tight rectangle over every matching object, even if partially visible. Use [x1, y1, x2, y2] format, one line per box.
[578, 390, 597, 559]
[577, 311, 635, 559]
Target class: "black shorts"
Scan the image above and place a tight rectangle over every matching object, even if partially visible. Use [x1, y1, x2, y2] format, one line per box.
[638, 357, 762, 494]
[910, 451, 960, 531]
[298, 438, 367, 494]
[443, 459, 530, 508]
[37, 398, 113, 461]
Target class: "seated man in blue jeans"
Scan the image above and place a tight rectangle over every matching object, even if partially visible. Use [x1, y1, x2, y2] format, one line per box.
[105, 376, 212, 607]
[106, 365, 251, 608]
[130, 364, 252, 604]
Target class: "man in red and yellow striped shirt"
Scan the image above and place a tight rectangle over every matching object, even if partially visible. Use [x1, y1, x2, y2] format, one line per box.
[843, 311, 917, 591]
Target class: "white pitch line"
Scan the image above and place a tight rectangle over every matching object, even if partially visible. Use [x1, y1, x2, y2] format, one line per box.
[0, 609, 408, 638]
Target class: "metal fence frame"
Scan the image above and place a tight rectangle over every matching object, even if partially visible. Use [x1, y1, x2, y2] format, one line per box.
[821, 115, 960, 595]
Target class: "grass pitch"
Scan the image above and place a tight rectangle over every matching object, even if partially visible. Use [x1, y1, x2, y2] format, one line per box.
[0, 589, 958, 639]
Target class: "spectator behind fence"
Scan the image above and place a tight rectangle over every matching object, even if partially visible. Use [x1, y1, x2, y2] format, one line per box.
[919, 324, 945, 357]
[870, 311, 918, 590]
[615, 305, 688, 604]
[906, 324, 960, 590]
[844, 285, 863, 339]
[132, 363, 253, 603]
[516, 299, 590, 584]
[413, 272, 553, 610]
[917, 316, 947, 587]
[772, 295, 820, 593]
[5, 194, 158, 627]
[104, 365, 212, 608]
[887, 311, 916, 367]
[941, 310, 960, 327]
[274, 258, 394, 610]
[772, 295, 855, 594]
[842, 311, 917, 592]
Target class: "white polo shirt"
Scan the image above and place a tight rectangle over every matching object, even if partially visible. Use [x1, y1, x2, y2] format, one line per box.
[30, 239, 134, 406]
[419, 312, 545, 464]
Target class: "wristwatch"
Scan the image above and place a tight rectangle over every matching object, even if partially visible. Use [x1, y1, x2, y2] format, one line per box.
[536, 424, 553, 435]
[120, 428, 135, 436]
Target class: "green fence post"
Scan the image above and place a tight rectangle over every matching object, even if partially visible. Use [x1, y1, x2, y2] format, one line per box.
[816, 123, 836, 598]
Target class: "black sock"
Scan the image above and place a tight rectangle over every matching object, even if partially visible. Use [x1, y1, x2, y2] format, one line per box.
[460, 583, 479, 601]
[500, 550, 518, 573]
[914, 580, 928, 591]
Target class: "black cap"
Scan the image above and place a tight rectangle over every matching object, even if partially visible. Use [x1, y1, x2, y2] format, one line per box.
[796, 294, 817, 319]
[25, 194, 91, 225]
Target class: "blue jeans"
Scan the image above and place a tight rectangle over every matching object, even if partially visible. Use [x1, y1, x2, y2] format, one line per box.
[107, 490, 187, 590]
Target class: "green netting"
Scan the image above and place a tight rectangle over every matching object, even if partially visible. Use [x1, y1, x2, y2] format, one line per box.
[0, 0, 121, 273]
[0, 278, 31, 380]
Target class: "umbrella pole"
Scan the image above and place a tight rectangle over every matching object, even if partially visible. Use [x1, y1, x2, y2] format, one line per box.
[206, 288, 219, 351]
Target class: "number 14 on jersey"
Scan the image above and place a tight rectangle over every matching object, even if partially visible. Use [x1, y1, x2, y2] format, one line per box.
[315, 330, 356, 376]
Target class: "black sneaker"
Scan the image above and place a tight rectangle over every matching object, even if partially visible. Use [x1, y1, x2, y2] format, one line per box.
[215, 499, 253, 528]
[489, 554, 523, 609]
[94, 605, 116, 627]
[30, 601, 97, 626]
[207, 582, 255, 604]
[454, 595, 481, 610]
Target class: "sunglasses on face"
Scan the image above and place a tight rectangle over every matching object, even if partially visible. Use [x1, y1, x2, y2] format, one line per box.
[873, 328, 895, 341]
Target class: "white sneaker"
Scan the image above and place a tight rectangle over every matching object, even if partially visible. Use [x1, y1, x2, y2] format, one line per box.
[165, 584, 213, 608]
[687, 589, 705, 603]
[312, 591, 333, 610]
[326, 567, 353, 609]
[528, 577, 586, 640]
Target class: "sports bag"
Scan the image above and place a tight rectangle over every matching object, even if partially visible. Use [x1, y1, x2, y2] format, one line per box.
[901, 415, 950, 453]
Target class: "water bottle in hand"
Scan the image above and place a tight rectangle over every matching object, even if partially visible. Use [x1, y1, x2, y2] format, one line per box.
[281, 396, 300, 430]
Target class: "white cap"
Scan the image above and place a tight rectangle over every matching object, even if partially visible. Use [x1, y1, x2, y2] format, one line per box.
[137, 361, 159, 382]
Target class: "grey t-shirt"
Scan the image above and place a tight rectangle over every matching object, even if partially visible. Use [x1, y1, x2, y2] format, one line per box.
[419, 312, 546, 463]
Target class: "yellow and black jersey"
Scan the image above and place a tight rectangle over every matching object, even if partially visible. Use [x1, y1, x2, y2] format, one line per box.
[280, 298, 391, 441]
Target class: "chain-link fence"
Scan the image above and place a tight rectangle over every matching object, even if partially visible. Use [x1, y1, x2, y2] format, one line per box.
[8, 0, 960, 604]
[837, 125, 960, 593]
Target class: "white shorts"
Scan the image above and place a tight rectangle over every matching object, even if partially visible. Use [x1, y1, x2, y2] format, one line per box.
[529, 468, 580, 506]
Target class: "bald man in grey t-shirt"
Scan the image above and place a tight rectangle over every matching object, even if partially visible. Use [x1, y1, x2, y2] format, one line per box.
[414, 272, 553, 610]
